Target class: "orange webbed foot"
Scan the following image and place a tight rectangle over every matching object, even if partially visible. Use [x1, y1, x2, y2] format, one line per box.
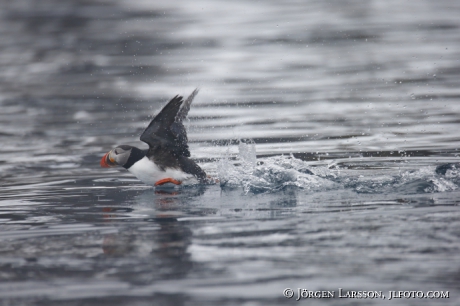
[154, 178, 182, 186]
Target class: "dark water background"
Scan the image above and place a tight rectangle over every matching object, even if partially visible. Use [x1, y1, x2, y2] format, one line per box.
[0, 0, 459, 305]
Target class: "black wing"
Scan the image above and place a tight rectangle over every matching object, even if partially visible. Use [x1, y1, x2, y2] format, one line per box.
[170, 88, 199, 157]
[176, 88, 198, 122]
[140, 90, 198, 158]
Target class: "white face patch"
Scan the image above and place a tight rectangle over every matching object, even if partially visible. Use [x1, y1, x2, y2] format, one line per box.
[110, 146, 131, 167]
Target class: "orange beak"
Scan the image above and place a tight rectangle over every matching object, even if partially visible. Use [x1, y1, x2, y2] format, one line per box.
[100, 152, 116, 168]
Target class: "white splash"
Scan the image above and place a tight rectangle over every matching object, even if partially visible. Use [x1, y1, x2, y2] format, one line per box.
[217, 141, 338, 193]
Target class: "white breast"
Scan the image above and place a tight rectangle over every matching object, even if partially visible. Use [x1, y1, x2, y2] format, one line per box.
[127, 156, 196, 186]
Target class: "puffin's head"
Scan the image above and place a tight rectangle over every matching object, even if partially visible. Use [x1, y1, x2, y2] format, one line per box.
[100, 145, 134, 168]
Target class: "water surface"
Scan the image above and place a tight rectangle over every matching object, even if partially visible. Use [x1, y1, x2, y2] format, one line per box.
[0, 0, 459, 305]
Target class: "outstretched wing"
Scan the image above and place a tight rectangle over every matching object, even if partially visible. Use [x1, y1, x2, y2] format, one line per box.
[176, 88, 199, 122]
[140, 95, 187, 156]
[140, 90, 198, 158]
[170, 88, 199, 157]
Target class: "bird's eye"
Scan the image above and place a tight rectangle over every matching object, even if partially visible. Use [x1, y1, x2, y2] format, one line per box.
[114, 150, 119, 155]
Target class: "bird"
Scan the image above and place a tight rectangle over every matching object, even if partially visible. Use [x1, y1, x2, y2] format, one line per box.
[100, 89, 207, 187]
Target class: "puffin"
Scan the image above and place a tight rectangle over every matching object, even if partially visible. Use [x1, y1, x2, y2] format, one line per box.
[100, 89, 207, 186]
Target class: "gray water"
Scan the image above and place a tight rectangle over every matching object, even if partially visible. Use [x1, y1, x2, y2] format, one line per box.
[0, 0, 459, 305]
